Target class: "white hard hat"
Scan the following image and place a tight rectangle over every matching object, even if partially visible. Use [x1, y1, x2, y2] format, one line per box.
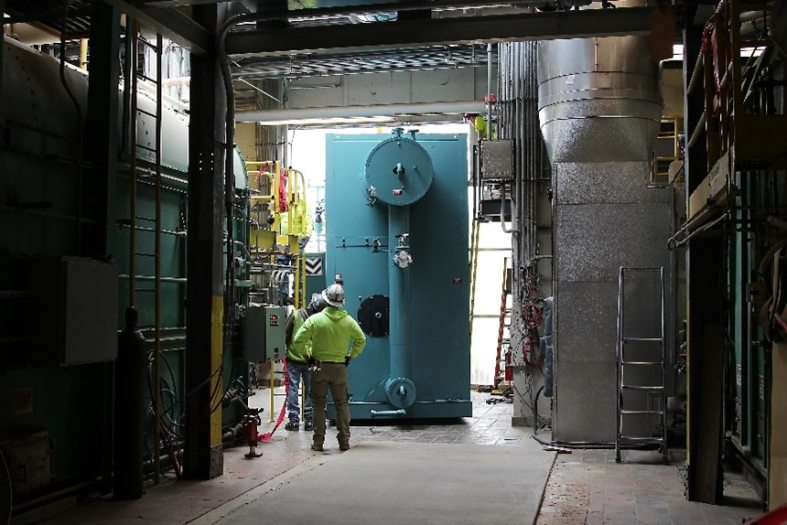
[321, 284, 345, 308]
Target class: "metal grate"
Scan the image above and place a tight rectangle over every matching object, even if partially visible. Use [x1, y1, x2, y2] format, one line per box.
[231, 44, 488, 80]
[5, 0, 93, 38]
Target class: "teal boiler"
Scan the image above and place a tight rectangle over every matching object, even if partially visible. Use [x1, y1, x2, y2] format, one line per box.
[325, 131, 471, 419]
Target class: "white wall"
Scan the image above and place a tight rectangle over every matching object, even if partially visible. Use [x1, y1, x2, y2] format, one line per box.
[470, 222, 512, 386]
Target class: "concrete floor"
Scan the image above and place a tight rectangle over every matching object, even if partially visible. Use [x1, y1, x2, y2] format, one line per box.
[537, 449, 762, 525]
[24, 390, 765, 525]
[193, 440, 555, 525]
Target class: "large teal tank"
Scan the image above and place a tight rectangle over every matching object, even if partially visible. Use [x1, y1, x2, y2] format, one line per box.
[325, 131, 471, 419]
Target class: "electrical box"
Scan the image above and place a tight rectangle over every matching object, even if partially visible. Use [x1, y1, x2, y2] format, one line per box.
[0, 431, 53, 497]
[264, 306, 287, 360]
[243, 305, 287, 361]
[14, 255, 118, 366]
[61, 257, 118, 365]
[243, 305, 267, 362]
[479, 140, 514, 181]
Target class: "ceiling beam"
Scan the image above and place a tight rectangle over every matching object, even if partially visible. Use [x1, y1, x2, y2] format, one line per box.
[102, 1, 211, 54]
[226, 6, 671, 57]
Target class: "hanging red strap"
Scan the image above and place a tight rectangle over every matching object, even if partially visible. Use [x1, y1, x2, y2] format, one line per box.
[278, 170, 289, 213]
[261, 358, 289, 442]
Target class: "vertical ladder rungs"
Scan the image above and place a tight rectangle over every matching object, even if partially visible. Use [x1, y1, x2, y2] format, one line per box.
[616, 266, 668, 464]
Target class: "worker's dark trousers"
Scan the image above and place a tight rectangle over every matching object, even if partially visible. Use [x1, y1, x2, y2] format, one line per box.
[310, 363, 350, 446]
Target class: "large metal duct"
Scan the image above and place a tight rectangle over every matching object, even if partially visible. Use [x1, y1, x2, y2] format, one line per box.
[537, 30, 672, 443]
[538, 35, 662, 163]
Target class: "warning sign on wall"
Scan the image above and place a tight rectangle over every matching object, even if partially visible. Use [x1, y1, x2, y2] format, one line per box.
[306, 257, 323, 276]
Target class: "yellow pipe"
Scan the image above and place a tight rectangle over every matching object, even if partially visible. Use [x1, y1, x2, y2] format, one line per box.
[272, 162, 281, 232]
[79, 39, 89, 70]
[301, 254, 307, 307]
[295, 170, 307, 235]
[261, 170, 274, 190]
[294, 254, 303, 310]
[286, 169, 308, 235]
[245, 160, 276, 166]
[269, 359, 275, 422]
[250, 195, 274, 203]
[469, 219, 480, 338]
[287, 169, 294, 237]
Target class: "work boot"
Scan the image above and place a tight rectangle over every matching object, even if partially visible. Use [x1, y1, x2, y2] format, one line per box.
[304, 420, 313, 431]
[285, 420, 299, 431]
[311, 443, 324, 452]
[339, 442, 350, 452]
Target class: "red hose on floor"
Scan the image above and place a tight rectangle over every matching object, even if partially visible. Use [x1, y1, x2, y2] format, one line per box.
[745, 504, 787, 525]
[261, 358, 288, 442]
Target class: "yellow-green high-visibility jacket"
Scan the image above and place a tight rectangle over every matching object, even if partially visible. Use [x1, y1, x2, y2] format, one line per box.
[293, 306, 366, 363]
[285, 308, 310, 362]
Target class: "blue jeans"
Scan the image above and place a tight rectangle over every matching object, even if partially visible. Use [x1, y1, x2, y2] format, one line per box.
[286, 360, 312, 424]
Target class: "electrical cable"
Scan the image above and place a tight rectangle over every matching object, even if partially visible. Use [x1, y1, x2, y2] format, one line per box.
[59, 0, 85, 255]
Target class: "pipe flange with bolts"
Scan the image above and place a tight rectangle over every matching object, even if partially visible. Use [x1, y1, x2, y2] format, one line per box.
[384, 377, 417, 409]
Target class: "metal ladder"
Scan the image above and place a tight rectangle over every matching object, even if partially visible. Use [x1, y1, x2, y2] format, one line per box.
[494, 257, 511, 388]
[615, 266, 668, 464]
[127, 26, 165, 482]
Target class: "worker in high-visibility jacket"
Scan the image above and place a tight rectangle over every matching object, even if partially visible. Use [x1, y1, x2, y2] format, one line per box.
[293, 284, 366, 452]
[284, 294, 325, 431]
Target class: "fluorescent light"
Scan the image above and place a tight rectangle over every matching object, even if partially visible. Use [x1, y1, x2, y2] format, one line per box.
[259, 115, 395, 127]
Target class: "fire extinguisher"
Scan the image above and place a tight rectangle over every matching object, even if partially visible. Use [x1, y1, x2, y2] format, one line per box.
[243, 408, 263, 458]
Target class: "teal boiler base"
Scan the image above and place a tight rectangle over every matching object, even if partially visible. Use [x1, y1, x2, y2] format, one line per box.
[324, 133, 471, 420]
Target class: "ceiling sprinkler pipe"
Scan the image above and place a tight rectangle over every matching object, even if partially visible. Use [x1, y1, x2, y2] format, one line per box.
[370, 409, 407, 418]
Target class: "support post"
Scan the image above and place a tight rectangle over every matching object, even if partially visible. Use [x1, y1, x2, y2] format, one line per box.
[85, 2, 121, 488]
[85, 2, 121, 258]
[184, 4, 225, 480]
[0, 0, 5, 128]
[684, 20, 724, 503]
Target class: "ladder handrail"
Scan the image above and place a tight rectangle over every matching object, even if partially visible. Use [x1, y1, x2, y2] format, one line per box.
[493, 257, 509, 388]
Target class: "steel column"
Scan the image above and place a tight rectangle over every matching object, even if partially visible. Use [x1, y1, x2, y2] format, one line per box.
[684, 21, 724, 503]
[0, 0, 4, 128]
[85, 0, 122, 490]
[184, 4, 225, 480]
[85, 2, 121, 258]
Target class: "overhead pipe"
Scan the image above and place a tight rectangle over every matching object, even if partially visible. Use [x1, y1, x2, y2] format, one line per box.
[235, 101, 485, 124]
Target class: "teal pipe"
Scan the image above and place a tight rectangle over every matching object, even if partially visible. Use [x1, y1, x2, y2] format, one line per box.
[371, 409, 407, 418]
[388, 205, 411, 381]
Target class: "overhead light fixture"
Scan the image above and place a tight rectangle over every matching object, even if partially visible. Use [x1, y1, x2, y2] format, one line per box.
[259, 115, 396, 127]
[740, 46, 764, 57]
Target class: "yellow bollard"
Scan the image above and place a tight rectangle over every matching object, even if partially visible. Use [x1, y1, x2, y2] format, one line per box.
[269, 359, 275, 422]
